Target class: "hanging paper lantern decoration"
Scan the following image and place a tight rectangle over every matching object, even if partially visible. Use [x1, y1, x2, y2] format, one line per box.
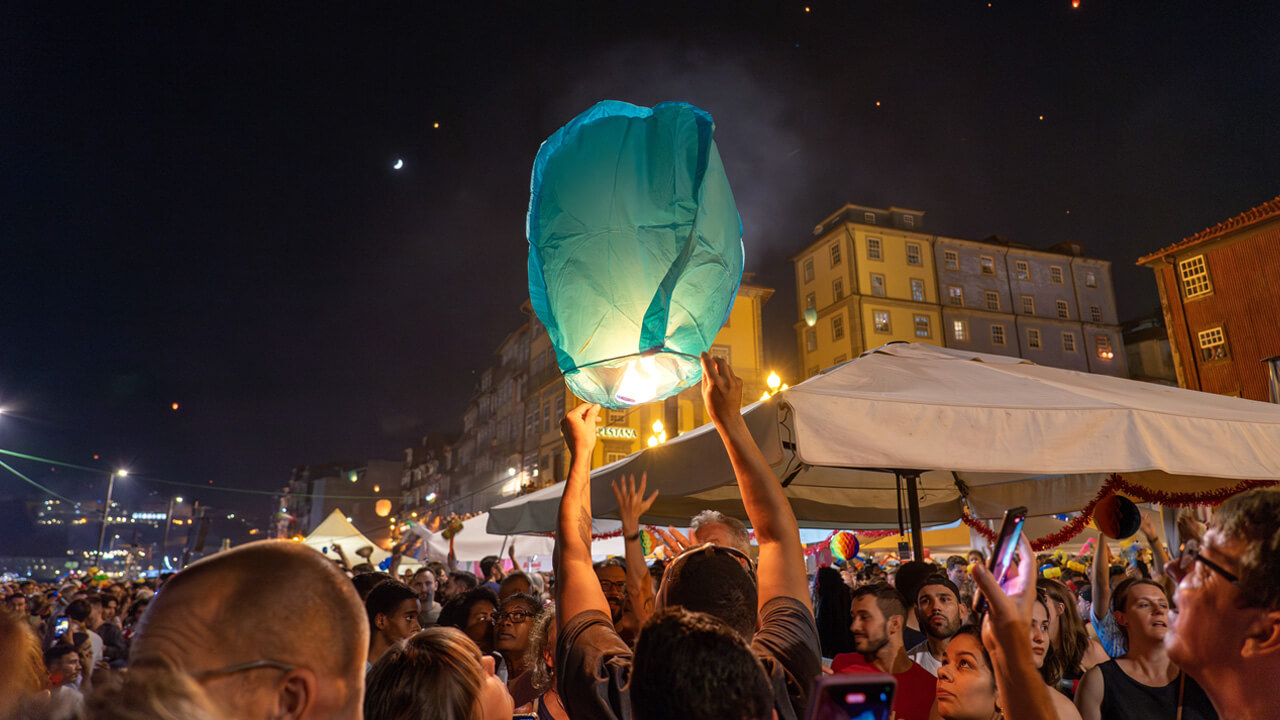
[527, 100, 744, 408]
[1093, 494, 1142, 539]
[375, 499, 392, 517]
[829, 531, 859, 561]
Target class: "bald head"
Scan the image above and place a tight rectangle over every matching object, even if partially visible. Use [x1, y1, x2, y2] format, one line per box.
[133, 540, 368, 720]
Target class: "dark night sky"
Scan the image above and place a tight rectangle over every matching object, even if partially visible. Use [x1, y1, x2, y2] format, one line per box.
[2, 1, 1278, 539]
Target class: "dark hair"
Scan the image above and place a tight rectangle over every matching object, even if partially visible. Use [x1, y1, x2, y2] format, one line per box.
[437, 587, 500, 630]
[65, 599, 91, 623]
[893, 561, 937, 610]
[1111, 578, 1168, 642]
[631, 609, 773, 720]
[500, 593, 540, 614]
[915, 574, 961, 605]
[1037, 578, 1088, 677]
[44, 643, 79, 667]
[946, 555, 968, 571]
[447, 570, 479, 592]
[365, 580, 419, 632]
[352, 572, 394, 602]
[1033, 592, 1064, 686]
[813, 567, 856, 657]
[364, 627, 485, 720]
[1212, 487, 1280, 610]
[851, 582, 907, 622]
[655, 546, 758, 640]
[948, 623, 996, 688]
[479, 555, 500, 579]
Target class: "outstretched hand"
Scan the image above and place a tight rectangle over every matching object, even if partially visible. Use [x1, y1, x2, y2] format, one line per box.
[701, 352, 744, 428]
[561, 402, 601, 459]
[972, 533, 1036, 658]
[654, 526, 694, 557]
[611, 473, 657, 536]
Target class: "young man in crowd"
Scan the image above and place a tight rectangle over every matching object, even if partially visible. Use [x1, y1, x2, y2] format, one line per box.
[131, 540, 368, 720]
[832, 583, 937, 720]
[408, 567, 442, 626]
[554, 353, 821, 720]
[907, 573, 967, 676]
[365, 580, 422, 667]
[1165, 487, 1280, 720]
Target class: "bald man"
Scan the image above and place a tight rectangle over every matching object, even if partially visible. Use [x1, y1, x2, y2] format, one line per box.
[132, 540, 368, 720]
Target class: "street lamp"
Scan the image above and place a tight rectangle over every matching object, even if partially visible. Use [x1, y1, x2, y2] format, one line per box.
[96, 469, 128, 564]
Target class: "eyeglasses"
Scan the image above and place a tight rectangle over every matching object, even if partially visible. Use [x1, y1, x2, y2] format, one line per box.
[1177, 541, 1240, 586]
[192, 659, 297, 681]
[491, 610, 536, 625]
[597, 580, 627, 593]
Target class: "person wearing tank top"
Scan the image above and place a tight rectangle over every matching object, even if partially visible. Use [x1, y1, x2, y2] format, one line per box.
[1074, 579, 1216, 720]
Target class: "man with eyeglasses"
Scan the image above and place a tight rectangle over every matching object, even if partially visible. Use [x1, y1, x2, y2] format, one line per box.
[1164, 487, 1280, 720]
[593, 558, 628, 624]
[131, 540, 368, 720]
[554, 354, 821, 720]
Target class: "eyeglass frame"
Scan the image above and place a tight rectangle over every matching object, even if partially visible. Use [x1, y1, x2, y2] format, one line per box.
[490, 609, 538, 626]
[1177, 540, 1240, 586]
[192, 659, 297, 681]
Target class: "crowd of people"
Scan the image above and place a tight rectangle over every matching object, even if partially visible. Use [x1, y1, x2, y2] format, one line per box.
[2, 353, 1278, 720]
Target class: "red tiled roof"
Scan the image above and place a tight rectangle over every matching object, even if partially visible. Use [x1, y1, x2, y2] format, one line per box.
[1137, 193, 1280, 265]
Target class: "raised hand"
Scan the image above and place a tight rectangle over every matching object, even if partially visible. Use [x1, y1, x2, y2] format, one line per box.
[611, 473, 657, 536]
[700, 352, 744, 428]
[972, 533, 1036, 655]
[654, 526, 694, 557]
[560, 402, 601, 459]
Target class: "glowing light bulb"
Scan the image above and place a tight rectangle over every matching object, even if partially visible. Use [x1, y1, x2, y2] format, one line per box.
[652, 419, 664, 434]
[647, 436, 659, 447]
[615, 355, 662, 405]
[767, 372, 781, 390]
[658, 431, 666, 443]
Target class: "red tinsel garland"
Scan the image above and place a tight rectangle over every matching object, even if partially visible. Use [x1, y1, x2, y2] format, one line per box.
[960, 474, 1277, 551]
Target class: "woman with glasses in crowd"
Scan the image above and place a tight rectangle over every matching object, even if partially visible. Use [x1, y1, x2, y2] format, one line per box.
[493, 593, 542, 710]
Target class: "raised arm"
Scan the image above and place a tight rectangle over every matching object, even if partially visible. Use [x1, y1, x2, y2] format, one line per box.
[1139, 513, 1171, 584]
[554, 402, 611, 630]
[1089, 532, 1112, 625]
[701, 353, 809, 610]
[612, 473, 658, 627]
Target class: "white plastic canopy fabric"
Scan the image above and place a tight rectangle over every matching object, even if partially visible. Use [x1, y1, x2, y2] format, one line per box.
[415, 512, 626, 563]
[299, 509, 421, 571]
[486, 343, 1280, 534]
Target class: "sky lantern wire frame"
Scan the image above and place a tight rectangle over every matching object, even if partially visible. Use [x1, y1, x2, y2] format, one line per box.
[527, 100, 745, 409]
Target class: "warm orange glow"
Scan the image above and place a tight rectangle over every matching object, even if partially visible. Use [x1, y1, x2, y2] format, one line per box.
[1072, 0, 1080, 7]
[171, 402, 180, 410]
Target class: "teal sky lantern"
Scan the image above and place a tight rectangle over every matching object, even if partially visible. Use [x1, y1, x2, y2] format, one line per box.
[527, 101, 744, 409]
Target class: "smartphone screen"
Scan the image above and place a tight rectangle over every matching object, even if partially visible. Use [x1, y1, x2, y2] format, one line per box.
[974, 506, 1028, 613]
[805, 674, 896, 720]
[55, 617, 70, 637]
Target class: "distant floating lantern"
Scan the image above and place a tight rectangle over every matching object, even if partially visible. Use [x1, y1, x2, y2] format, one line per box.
[375, 499, 392, 517]
[527, 100, 744, 408]
[804, 308, 817, 327]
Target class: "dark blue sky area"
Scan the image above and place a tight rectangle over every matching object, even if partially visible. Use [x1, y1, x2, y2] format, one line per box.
[2, 0, 1277, 535]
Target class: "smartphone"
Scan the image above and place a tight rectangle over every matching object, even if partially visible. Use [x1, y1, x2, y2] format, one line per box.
[805, 674, 896, 720]
[974, 505, 1028, 614]
[55, 617, 70, 637]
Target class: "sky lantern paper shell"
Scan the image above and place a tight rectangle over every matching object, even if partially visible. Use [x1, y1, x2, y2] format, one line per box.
[830, 531, 859, 561]
[1093, 494, 1142, 539]
[527, 100, 744, 408]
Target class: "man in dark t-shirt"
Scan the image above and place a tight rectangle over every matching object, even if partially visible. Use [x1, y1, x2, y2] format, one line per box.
[553, 355, 822, 720]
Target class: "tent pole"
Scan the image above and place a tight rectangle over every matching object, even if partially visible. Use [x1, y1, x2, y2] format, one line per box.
[904, 472, 924, 560]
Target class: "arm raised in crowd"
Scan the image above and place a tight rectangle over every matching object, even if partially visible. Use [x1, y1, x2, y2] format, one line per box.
[701, 352, 809, 611]
[554, 402, 612, 630]
[612, 473, 658, 627]
[1089, 531, 1112, 627]
[972, 533, 1058, 720]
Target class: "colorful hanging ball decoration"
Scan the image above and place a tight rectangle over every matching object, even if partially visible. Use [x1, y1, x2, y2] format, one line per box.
[1093, 494, 1142, 539]
[639, 528, 657, 556]
[829, 531, 859, 561]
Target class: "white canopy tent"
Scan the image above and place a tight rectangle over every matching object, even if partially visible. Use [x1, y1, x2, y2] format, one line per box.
[300, 509, 421, 572]
[487, 343, 1280, 555]
[413, 513, 627, 564]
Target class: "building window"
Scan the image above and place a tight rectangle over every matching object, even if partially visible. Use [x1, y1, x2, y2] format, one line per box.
[1062, 332, 1077, 353]
[542, 403, 551, 432]
[1096, 335, 1114, 360]
[1090, 305, 1102, 323]
[1050, 266, 1064, 284]
[608, 408, 627, 424]
[605, 451, 628, 465]
[1198, 327, 1228, 361]
[953, 319, 969, 342]
[864, 211, 876, 224]
[805, 292, 816, 311]
[906, 242, 923, 266]
[831, 315, 844, 341]
[1027, 328, 1041, 350]
[832, 277, 844, 301]
[867, 237, 883, 261]
[991, 325, 1006, 346]
[555, 395, 564, 419]
[1015, 260, 1029, 280]
[985, 290, 1000, 311]
[1180, 256, 1212, 298]
[910, 278, 926, 302]
[944, 250, 959, 271]
[980, 256, 995, 276]
[873, 311, 891, 334]
[947, 285, 964, 306]
[803, 258, 814, 283]
[805, 328, 817, 352]
[914, 315, 931, 338]
[903, 214, 915, 228]
[870, 273, 886, 297]
[1056, 299, 1069, 319]
[1021, 295, 1035, 315]
[830, 243, 842, 267]
[1085, 270, 1098, 288]
[710, 345, 732, 364]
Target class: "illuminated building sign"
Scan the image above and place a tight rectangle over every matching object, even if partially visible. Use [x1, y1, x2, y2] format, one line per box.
[597, 426, 638, 440]
[131, 512, 167, 522]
